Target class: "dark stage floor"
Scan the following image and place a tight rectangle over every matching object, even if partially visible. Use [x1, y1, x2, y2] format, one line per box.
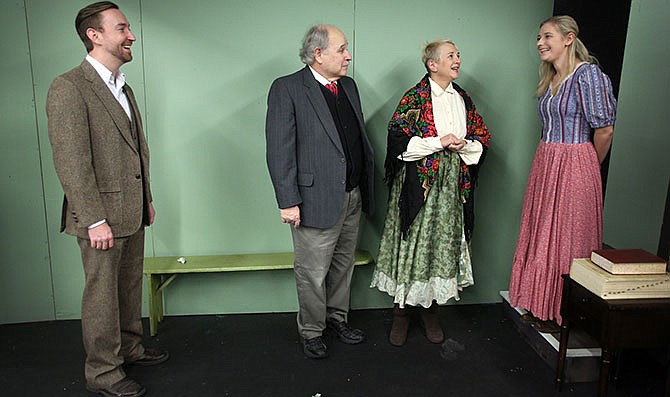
[1, 304, 666, 396]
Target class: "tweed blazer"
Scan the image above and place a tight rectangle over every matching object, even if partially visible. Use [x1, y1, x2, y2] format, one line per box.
[266, 66, 374, 229]
[47, 60, 152, 239]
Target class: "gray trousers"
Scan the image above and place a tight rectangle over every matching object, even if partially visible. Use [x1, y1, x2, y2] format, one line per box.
[77, 228, 146, 388]
[291, 187, 362, 339]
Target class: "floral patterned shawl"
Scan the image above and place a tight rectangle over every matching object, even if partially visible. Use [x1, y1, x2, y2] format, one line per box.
[385, 74, 491, 240]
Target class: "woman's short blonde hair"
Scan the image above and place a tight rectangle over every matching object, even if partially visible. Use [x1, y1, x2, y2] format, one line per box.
[422, 40, 457, 73]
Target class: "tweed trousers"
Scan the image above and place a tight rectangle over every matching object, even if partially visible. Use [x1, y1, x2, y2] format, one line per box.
[291, 187, 362, 339]
[77, 227, 145, 388]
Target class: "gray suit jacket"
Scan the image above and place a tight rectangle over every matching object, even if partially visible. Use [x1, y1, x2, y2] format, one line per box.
[47, 60, 152, 239]
[266, 66, 374, 229]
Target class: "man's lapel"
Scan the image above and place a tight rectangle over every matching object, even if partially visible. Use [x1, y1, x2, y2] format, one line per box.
[80, 61, 138, 153]
[339, 78, 365, 132]
[124, 84, 142, 136]
[301, 67, 344, 154]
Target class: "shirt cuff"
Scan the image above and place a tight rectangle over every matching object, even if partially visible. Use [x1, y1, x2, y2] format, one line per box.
[398, 136, 442, 161]
[88, 219, 107, 229]
[457, 140, 483, 165]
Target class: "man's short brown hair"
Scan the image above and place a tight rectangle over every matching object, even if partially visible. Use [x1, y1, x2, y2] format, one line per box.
[75, 1, 119, 52]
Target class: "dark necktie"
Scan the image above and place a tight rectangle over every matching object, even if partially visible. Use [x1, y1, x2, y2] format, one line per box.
[325, 81, 338, 96]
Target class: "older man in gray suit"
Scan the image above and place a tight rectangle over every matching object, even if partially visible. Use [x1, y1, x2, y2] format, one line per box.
[47, 2, 167, 396]
[266, 24, 374, 359]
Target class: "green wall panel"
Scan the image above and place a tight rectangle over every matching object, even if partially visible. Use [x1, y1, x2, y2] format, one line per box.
[0, 0, 54, 323]
[26, 0, 145, 320]
[354, 0, 552, 305]
[14, 0, 655, 323]
[603, 0, 670, 252]
[142, 0, 552, 314]
[140, 0, 356, 313]
[141, 0, 354, 257]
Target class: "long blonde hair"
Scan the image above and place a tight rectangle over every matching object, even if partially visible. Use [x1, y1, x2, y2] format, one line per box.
[536, 15, 597, 97]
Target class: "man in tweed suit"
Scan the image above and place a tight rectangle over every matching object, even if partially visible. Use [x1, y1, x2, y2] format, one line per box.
[47, 2, 167, 396]
[266, 24, 374, 359]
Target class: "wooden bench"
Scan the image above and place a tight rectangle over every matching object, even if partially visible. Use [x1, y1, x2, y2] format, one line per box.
[143, 249, 373, 336]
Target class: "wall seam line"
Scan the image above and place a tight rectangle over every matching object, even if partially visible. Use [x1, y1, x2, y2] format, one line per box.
[23, 0, 58, 320]
[137, 0, 156, 257]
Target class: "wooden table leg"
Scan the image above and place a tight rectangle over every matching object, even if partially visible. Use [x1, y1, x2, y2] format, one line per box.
[157, 275, 164, 323]
[556, 319, 571, 391]
[598, 347, 613, 397]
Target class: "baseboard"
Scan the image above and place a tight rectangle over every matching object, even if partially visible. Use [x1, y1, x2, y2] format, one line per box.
[500, 291, 601, 383]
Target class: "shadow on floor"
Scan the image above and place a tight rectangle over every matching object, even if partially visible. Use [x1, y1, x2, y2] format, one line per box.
[0, 304, 665, 396]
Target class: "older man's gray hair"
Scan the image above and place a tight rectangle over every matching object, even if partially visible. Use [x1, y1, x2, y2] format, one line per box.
[299, 24, 331, 65]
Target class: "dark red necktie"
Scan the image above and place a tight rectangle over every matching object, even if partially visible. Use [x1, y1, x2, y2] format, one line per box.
[325, 81, 338, 96]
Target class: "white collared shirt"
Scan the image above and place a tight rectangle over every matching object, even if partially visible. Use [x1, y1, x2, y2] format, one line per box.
[309, 66, 335, 87]
[399, 78, 482, 165]
[85, 54, 132, 119]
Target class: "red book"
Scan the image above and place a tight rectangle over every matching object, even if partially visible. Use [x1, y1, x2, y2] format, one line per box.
[590, 249, 667, 275]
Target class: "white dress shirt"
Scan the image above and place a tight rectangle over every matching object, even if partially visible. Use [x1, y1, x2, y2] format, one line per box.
[309, 65, 334, 87]
[86, 54, 132, 119]
[399, 78, 482, 165]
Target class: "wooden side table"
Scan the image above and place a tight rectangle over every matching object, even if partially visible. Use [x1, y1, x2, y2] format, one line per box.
[556, 275, 670, 397]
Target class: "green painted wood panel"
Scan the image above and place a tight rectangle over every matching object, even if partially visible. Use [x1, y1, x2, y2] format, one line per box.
[142, 0, 553, 314]
[139, 0, 356, 314]
[354, 0, 553, 304]
[603, 0, 670, 252]
[26, 0, 145, 320]
[141, 0, 354, 258]
[143, 250, 371, 273]
[0, 0, 54, 323]
[2, 0, 582, 323]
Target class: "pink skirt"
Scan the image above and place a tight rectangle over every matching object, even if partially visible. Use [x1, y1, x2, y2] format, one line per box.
[509, 141, 602, 324]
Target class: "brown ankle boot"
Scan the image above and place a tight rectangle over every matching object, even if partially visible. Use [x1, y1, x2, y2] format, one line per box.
[420, 301, 444, 343]
[389, 304, 410, 346]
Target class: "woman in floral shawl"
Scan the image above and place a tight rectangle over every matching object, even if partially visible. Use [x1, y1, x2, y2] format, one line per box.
[371, 40, 491, 346]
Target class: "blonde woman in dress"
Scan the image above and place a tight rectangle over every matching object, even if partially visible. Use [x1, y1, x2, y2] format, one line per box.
[509, 16, 616, 333]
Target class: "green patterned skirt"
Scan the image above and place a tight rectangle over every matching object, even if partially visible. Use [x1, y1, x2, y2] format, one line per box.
[371, 150, 473, 308]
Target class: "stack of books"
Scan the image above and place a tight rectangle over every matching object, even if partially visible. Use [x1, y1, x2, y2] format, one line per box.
[569, 249, 670, 299]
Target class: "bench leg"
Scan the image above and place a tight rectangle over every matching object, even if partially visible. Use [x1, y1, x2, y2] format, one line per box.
[147, 274, 162, 337]
[157, 276, 164, 323]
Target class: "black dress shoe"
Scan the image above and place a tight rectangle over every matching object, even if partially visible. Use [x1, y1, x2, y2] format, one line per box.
[302, 336, 328, 359]
[326, 318, 365, 344]
[127, 347, 169, 366]
[86, 377, 146, 397]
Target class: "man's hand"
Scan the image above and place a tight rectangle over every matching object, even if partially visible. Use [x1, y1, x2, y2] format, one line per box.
[88, 222, 114, 250]
[148, 201, 156, 225]
[280, 206, 301, 228]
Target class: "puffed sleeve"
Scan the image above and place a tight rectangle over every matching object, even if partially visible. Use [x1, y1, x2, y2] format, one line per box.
[577, 64, 617, 128]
